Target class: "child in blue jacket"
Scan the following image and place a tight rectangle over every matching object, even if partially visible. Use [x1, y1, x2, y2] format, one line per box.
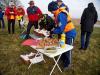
[48, 1, 76, 70]
[0, 7, 5, 31]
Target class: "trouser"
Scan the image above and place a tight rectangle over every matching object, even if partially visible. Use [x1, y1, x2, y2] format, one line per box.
[8, 19, 15, 34]
[81, 31, 91, 49]
[0, 18, 5, 29]
[26, 21, 38, 39]
[61, 37, 74, 68]
[18, 17, 23, 29]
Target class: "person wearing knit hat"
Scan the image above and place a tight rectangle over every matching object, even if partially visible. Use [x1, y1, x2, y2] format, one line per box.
[56, 0, 69, 12]
[25, 0, 42, 39]
[5, 1, 17, 34]
[48, 1, 58, 12]
[48, 1, 76, 70]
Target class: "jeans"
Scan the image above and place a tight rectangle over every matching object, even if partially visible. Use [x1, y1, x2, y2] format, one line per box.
[61, 37, 74, 68]
[0, 18, 5, 29]
[8, 19, 15, 34]
[81, 31, 91, 49]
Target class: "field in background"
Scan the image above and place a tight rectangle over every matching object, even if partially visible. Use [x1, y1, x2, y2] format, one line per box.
[72, 18, 100, 26]
[0, 19, 100, 75]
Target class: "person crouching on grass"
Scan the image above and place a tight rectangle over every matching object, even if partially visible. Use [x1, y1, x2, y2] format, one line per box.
[39, 14, 55, 32]
[0, 7, 5, 31]
[16, 5, 25, 29]
[48, 1, 76, 70]
[5, 1, 17, 34]
[25, 0, 42, 39]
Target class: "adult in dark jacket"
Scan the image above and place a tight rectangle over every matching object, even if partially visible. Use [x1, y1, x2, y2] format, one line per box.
[80, 2, 98, 50]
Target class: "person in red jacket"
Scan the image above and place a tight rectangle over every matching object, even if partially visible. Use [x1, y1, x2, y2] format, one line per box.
[5, 1, 17, 34]
[26, 0, 42, 39]
[16, 5, 25, 29]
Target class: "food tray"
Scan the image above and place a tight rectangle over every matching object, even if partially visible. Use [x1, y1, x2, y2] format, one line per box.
[44, 46, 57, 53]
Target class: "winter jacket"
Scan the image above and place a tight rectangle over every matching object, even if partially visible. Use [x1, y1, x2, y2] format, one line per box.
[5, 7, 17, 20]
[0, 11, 4, 19]
[16, 7, 25, 20]
[80, 3, 98, 32]
[27, 6, 42, 22]
[53, 8, 76, 38]
[17, 7, 25, 16]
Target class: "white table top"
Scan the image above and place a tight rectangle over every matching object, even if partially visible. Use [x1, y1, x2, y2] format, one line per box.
[30, 44, 73, 58]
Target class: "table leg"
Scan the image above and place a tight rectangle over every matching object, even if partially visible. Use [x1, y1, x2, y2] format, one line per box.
[50, 55, 62, 75]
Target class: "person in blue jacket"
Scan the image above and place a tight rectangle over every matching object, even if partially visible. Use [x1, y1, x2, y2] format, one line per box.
[48, 1, 76, 70]
[0, 7, 5, 31]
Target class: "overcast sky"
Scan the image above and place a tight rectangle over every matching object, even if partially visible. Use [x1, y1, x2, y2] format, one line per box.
[20, 0, 100, 20]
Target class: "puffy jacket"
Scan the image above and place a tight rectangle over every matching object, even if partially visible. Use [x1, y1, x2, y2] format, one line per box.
[5, 7, 17, 20]
[17, 7, 25, 16]
[27, 6, 42, 21]
[53, 8, 76, 38]
[16, 7, 25, 20]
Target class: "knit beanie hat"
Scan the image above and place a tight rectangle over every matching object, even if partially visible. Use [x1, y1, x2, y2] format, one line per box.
[48, 1, 58, 12]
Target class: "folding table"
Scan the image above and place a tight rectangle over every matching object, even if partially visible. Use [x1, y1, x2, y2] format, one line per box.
[30, 44, 73, 75]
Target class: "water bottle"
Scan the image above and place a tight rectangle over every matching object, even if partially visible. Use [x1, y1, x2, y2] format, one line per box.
[60, 33, 66, 48]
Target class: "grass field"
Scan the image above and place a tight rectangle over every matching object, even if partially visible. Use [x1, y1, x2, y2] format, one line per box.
[0, 20, 100, 75]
